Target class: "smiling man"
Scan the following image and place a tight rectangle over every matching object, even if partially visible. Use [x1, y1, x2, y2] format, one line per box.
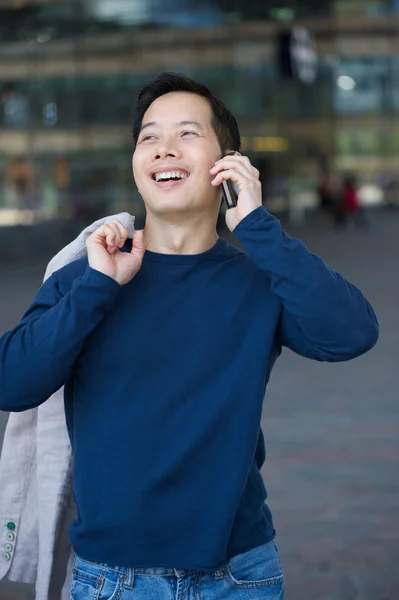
[132, 89, 237, 251]
[0, 73, 379, 600]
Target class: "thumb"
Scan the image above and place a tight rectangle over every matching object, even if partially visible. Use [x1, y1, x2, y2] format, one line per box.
[131, 230, 146, 261]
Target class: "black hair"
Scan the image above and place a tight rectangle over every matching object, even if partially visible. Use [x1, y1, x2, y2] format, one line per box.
[132, 72, 241, 154]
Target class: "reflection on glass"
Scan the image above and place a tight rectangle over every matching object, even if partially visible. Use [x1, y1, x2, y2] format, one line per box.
[43, 102, 58, 126]
[334, 58, 396, 114]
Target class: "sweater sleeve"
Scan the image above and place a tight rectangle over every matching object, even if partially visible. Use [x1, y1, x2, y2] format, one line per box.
[0, 266, 121, 412]
[233, 207, 379, 362]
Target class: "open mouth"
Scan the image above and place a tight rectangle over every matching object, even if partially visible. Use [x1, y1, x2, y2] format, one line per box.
[152, 170, 190, 183]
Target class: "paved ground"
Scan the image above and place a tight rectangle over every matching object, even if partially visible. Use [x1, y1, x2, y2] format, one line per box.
[0, 210, 398, 599]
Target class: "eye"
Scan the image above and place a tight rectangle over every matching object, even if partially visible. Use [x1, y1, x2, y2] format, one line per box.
[182, 131, 197, 137]
[141, 135, 157, 142]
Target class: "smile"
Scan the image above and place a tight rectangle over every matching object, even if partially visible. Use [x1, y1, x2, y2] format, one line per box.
[152, 171, 190, 182]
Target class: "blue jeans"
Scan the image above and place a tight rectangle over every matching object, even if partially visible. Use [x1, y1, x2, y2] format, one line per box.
[70, 540, 284, 599]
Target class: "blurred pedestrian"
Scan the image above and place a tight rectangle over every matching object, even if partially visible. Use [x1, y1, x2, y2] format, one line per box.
[340, 175, 368, 228]
[385, 176, 399, 209]
[4, 155, 38, 218]
[317, 172, 340, 222]
[0, 73, 379, 600]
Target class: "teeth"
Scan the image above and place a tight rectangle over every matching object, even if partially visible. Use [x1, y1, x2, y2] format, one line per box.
[154, 171, 189, 182]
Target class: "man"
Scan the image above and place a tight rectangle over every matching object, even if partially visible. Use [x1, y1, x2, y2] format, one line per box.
[0, 73, 378, 599]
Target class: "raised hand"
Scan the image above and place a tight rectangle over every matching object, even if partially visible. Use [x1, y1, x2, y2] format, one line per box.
[210, 154, 262, 232]
[86, 221, 146, 286]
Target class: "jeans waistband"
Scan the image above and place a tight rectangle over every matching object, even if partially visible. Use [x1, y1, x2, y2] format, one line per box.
[75, 554, 206, 578]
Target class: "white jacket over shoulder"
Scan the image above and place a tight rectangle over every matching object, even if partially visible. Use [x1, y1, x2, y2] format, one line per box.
[0, 213, 136, 600]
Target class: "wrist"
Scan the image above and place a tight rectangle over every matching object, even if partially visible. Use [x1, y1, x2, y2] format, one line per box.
[85, 266, 122, 289]
[232, 206, 263, 230]
[233, 206, 269, 233]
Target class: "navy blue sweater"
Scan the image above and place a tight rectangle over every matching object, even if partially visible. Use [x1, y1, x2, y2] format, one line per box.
[0, 207, 378, 570]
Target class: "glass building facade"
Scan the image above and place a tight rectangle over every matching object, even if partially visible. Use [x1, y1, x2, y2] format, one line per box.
[0, 0, 398, 226]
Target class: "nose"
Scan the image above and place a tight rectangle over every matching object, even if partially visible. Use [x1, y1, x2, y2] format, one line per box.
[153, 137, 182, 161]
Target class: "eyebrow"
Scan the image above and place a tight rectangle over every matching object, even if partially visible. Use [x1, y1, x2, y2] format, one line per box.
[140, 120, 205, 133]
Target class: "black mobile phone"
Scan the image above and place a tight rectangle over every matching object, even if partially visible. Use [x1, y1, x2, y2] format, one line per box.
[221, 151, 241, 209]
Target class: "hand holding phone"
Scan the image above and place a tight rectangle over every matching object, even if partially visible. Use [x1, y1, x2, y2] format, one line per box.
[221, 151, 241, 209]
[211, 152, 262, 232]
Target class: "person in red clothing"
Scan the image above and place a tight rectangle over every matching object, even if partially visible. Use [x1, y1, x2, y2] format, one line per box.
[341, 175, 368, 228]
[343, 176, 361, 213]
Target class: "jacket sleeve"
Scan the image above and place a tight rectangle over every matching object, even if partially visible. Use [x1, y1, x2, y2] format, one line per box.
[233, 207, 379, 362]
[0, 266, 121, 412]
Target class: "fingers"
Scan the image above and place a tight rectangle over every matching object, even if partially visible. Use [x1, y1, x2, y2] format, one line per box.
[211, 170, 262, 192]
[210, 168, 246, 187]
[216, 154, 255, 171]
[130, 230, 146, 263]
[210, 155, 259, 182]
[105, 224, 120, 255]
[90, 221, 129, 255]
[110, 221, 129, 249]
[215, 156, 258, 176]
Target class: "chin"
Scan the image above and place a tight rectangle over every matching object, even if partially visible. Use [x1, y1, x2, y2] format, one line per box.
[145, 190, 217, 217]
[149, 199, 194, 215]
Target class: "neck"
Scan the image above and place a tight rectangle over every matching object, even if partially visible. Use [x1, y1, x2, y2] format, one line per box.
[143, 212, 219, 255]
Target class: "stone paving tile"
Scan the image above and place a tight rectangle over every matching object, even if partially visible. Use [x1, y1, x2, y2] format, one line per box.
[1, 211, 398, 599]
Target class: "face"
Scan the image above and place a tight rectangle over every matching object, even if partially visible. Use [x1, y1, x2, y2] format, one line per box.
[132, 92, 223, 218]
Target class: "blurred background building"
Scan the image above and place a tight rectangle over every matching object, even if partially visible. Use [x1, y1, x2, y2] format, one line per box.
[0, 0, 398, 232]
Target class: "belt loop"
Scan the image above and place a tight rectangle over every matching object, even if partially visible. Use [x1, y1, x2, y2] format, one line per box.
[124, 567, 135, 589]
[213, 568, 224, 580]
